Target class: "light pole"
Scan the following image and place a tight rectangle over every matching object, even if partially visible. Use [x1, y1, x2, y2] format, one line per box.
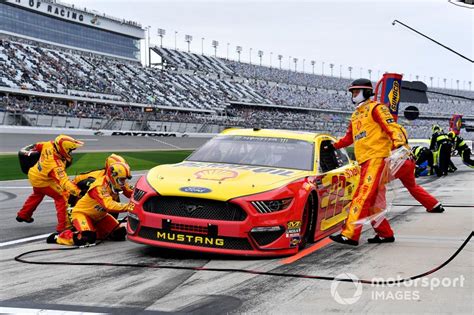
[469, 81, 472, 91]
[456, 79, 460, 90]
[416, 75, 419, 81]
[185, 34, 192, 53]
[430, 76, 433, 88]
[174, 31, 178, 50]
[201, 37, 204, 55]
[443, 78, 447, 88]
[212, 40, 219, 57]
[157, 28, 165, 48]
[145, 26, 151, 67]
[293, 57, 298, 72]
[249, 48, 252, 64]
[226, 43, 230, 60]
[339, 64, 342, 78]
[329, 63, 334, 76]
[348, 66, 353, 79]
[270, 52, 273, 68]
[278, 54, 283, 69]
[236, 46, 242, 62]
[302, 59, 305, 73]
[288, 56, 291, 70]
[322, 62, 325, 75]
[311, 60, 315, 74]
[258, 50, 263, 66]
[368, 69, 372, 80]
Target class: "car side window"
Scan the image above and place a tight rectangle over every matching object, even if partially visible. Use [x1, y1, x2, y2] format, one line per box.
[319, 140, 340, 172]
[335, 147, 350, 167]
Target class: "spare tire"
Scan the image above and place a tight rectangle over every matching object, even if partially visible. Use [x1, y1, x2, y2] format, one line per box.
[18, 144, 40, 174]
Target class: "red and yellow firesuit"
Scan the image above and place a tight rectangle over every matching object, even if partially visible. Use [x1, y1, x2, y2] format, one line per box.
[72, 169, 134, 202]
[55, 174, 133, 245]
[17, 141, 81, 231]
[334, 100, 406, 241]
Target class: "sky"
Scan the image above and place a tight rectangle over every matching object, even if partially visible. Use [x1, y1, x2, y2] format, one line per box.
[69, 0, 473, 90]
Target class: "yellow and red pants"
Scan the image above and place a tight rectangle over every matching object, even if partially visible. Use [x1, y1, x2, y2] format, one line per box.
[56, 212, 119, 246]
[342, 157, 394, 241]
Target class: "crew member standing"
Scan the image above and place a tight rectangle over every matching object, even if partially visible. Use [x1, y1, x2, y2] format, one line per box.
[429, 125, 452, 177]
[328, 78, 406, 246]
[448, 131, 474, 168]
[16, 135, 83, 232]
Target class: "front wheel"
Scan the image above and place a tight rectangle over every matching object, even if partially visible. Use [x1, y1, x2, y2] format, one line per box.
[299, 193, 316, 250]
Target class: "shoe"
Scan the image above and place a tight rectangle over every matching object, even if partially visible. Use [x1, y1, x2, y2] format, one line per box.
[16, 216, 34, 223]
[368, 235, 395, 243]
[46, 232, 59, 244]
[428, 204, 445, 213]
[329, 234, 359, 246]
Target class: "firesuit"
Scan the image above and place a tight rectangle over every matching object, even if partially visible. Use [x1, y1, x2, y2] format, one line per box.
[332, 99, 406, 244]
[429, 126, 452, 177]
[49, 162, 133, 246]
[17, 135, 83, 232]
[448, 132, 474, 168]
[388, 127, 444, 213]
[411, 146, 435, 176]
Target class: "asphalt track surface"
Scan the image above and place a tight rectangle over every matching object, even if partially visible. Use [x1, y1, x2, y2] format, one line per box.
[0, 134, 473, 314]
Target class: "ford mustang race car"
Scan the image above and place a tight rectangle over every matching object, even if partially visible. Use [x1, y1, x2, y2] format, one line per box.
[127, 128, 360, 256]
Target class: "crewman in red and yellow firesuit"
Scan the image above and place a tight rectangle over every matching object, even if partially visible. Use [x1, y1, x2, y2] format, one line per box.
[328, 78, 406, 246]
[16, 135, 84, 232]
[47, 161, 134, 246]
[69, 154, 134, 208]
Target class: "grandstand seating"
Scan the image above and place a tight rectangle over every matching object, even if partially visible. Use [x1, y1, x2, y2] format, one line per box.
[1, 36, 473, 140]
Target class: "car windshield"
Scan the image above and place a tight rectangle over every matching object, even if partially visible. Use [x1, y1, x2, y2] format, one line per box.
[187, 135, 314, 171]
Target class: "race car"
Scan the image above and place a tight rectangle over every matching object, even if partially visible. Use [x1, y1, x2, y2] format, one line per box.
[127, 128, 360, 256]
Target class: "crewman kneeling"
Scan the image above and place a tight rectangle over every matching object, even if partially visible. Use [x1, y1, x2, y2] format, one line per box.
[47, 162, 134, 246]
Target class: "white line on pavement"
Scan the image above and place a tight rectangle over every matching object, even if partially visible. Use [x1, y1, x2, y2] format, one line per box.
[0, 186, 32, 189]
[0, 307, 105, 314]
[0, 233, 51, 247]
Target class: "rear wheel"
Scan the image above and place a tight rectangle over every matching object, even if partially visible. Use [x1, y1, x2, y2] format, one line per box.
[299, 193, 316, 250]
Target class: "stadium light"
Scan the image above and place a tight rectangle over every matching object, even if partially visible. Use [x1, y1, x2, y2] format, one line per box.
[302, 59, 305, 73]
[185, 34, 193, 53]
[456, 79, 460, 90]
[157, 28, 166, 48]
[311, 60, 315, 74]
[236, 46, 242, 62]
[212, 40, 219, 57]
[443, 78, 447, 88]
[174, 31, 178, 50]
[339, 64, 342, 78]
[348, 66, 353, 79]
[278, 54, 283, 69]
[329, 63, 334, 77]
[270, 52, 273, 68]
[258, 50, 264, 66]
[201, 37, 205, 55]
[368, 69, 372, 80]
[144, 26, 151, 67]
[469, 81, 472, 91]
[293, 57, 298, 72]
[322, 62, 325, 75]
[226, 43, 230, 60]
[249, 48, 253, 64]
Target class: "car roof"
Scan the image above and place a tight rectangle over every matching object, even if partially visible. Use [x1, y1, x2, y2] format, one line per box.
[219, 128, 323, 142]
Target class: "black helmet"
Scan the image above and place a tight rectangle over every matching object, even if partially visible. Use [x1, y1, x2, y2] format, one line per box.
[348, 78, 374, 99]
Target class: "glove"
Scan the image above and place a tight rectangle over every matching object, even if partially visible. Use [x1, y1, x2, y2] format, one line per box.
[125, 202, 135, 212]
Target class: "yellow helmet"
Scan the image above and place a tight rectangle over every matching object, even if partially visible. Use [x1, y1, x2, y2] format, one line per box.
[54, 135, 84, 161]
[448, 131, 456, 139]
[432, 125, 441, 133]
[106, 162, 132, 191]
[105, 154, 126, 170]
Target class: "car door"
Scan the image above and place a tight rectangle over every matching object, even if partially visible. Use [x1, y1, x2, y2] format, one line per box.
[313, 135, 360, 239]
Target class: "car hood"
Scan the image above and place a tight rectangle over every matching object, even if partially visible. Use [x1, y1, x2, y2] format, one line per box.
[145, 161, 312, 200]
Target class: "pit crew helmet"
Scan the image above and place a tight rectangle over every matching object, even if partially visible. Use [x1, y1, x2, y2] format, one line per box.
[432, 125, 441, 133]
[447, 131, 456, 140]
[348, 78, 374, 104]
[54, 135, 84, 162]
[106, 162, 132, 191]
[105, 154, 127, 171]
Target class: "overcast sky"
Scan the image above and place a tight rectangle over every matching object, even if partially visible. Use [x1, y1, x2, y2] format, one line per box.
[69, 0, 473, 90]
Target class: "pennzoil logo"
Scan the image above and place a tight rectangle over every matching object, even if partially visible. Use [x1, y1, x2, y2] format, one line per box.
[194, 169, 238, 181]
[156, 231, 224, 246]
[388, 81, 400, 113]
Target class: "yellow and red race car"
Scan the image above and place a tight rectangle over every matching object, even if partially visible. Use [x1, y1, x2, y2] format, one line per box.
[127, 128, 360, 256]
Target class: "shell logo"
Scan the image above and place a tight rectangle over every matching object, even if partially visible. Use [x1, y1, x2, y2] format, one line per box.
[194, 169, 238, 181]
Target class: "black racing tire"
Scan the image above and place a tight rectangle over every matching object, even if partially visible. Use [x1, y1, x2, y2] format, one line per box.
[299, 193, 316, 250]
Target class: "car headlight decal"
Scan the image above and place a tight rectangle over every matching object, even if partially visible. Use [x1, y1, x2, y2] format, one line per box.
[251, 198, 293, 214]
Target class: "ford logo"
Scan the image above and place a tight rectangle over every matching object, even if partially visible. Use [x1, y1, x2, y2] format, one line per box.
[180, 186, 212, 193]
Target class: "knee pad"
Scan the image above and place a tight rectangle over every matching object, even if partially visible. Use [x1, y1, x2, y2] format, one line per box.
[73, 230, 97, 246]
[108, 226, 127, 241]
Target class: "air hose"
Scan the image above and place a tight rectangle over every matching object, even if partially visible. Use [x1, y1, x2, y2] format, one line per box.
[14, 229, 472, 285]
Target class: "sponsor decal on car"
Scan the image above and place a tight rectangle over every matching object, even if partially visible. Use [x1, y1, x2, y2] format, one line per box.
[289, 235, 301, 247]
[179, 186, 212, 193]
[287, 220, 302, 236]
[287, 220, 302, 229]
[177, 162, 295, 176]
[156, 231, 225, 246]
[194, 169, 238, 181]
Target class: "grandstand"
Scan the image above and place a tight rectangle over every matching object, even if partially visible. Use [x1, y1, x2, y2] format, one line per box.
[1, 1, 473, 139]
